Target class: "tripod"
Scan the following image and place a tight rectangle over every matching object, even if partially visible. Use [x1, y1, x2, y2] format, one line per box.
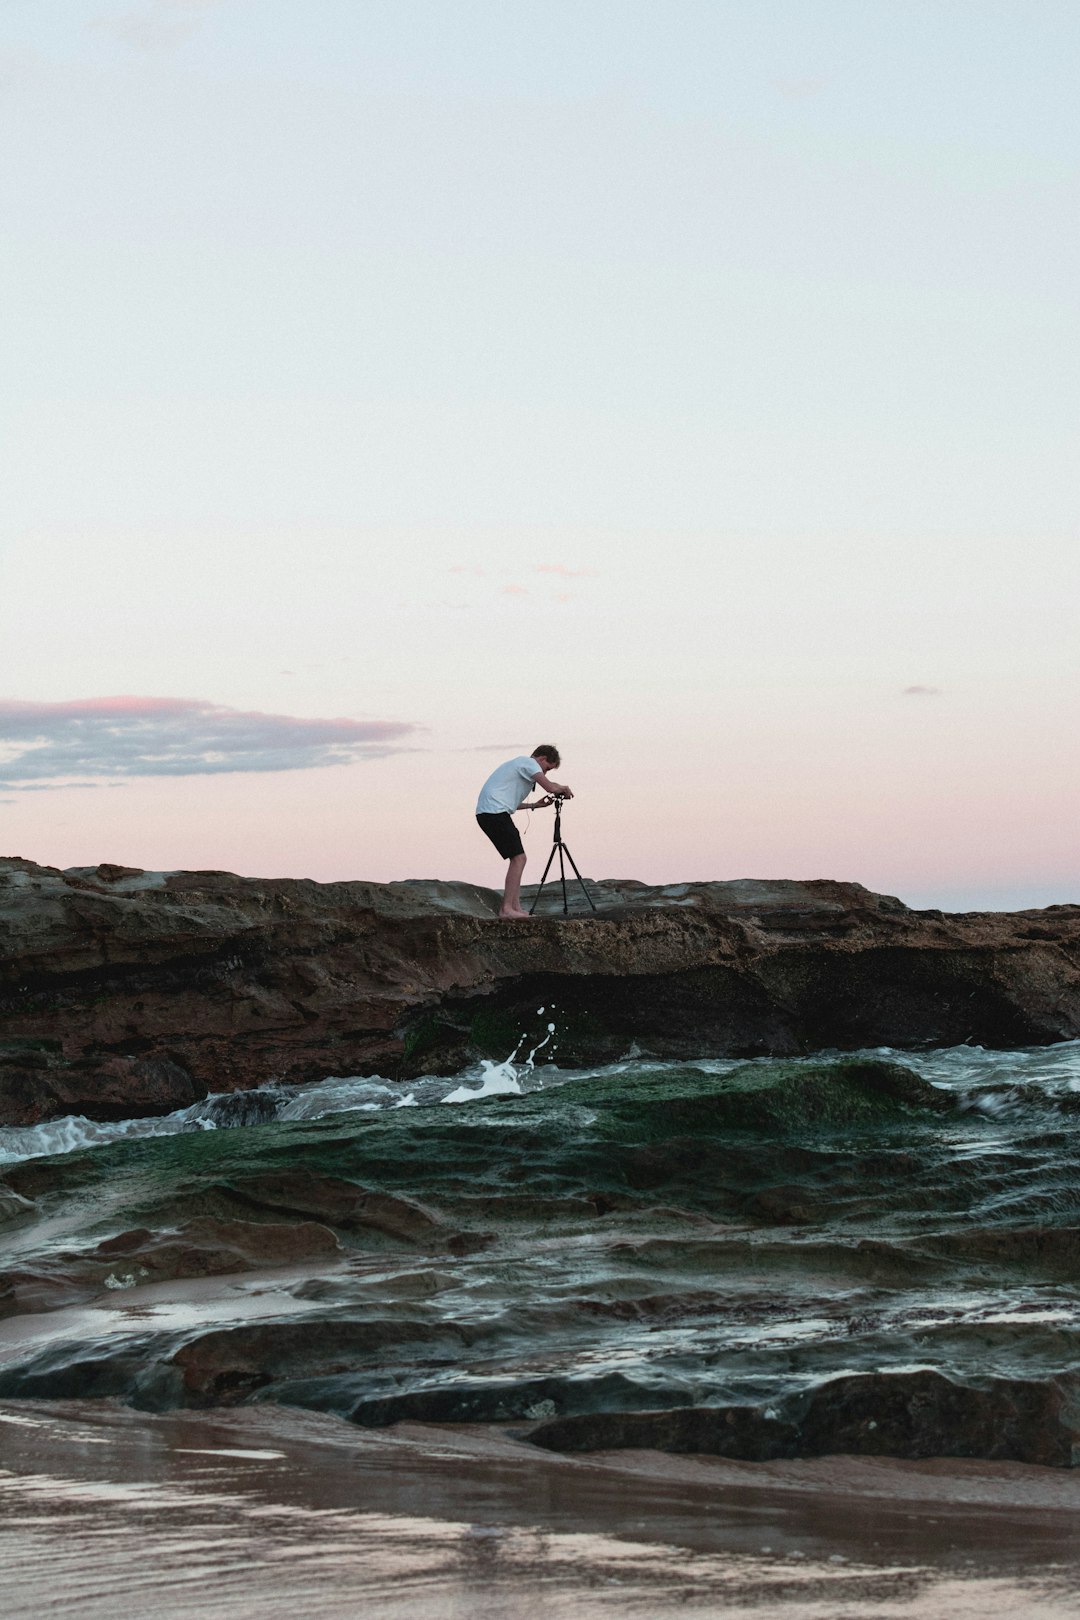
[528, 797, 596, 916]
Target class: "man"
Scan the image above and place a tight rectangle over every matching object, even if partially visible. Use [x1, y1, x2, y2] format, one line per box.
[476, 745, 573, 918]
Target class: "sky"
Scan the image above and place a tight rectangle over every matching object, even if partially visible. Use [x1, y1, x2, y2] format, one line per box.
[2, 0, 1077, 909]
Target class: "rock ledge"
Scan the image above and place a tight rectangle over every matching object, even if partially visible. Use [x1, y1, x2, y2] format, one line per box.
[2, 857, 1078, 1125]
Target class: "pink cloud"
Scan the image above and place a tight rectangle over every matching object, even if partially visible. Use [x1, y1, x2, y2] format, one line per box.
[535, 563, 597, 579]
[30, 695, 195, 715]
[502, 584, 528, 596]
[902, 685, 943, 697]
[0, 696, 421, 788]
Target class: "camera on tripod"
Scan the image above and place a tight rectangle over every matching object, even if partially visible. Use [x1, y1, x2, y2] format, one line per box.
[529, 793, 595, 916]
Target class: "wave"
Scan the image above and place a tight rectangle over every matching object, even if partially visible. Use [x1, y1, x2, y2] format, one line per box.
[3, 1041, 1079, 1168]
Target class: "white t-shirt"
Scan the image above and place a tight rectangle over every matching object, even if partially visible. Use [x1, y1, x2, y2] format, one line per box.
[476, 755, 542, 815]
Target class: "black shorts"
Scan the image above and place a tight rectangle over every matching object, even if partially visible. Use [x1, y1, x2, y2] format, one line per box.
[476, 812, 524, 860]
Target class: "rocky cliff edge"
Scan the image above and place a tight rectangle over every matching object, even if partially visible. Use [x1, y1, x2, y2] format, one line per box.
[1, 857, 1078, 1126]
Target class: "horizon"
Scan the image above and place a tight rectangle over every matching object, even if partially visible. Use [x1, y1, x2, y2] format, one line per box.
[3, 2, 1077, 915]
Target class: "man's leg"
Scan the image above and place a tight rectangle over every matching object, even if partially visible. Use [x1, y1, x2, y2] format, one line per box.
[500, 852, 528, 918]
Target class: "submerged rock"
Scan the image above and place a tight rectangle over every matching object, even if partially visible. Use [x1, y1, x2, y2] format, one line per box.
[0, 858, 1078, 1125]
[0, 1218, 341, 1318]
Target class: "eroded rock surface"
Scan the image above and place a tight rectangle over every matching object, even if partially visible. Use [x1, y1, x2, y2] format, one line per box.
[2, 856, 1079, 1125]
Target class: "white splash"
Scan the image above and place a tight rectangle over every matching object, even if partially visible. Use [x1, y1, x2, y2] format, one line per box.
[441, 1060, 525, 1104]
[440, 1015, 559, 1105]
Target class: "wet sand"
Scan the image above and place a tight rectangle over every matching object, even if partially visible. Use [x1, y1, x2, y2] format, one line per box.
[2, 1399, 1079, 1618]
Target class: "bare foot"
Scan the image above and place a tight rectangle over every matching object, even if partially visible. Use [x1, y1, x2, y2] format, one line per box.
[498, 907, 530, 919]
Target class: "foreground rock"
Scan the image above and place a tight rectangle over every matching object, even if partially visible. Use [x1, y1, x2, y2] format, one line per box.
[1, 857, 1078, 1125]
[527, 1370, 1080, 1469]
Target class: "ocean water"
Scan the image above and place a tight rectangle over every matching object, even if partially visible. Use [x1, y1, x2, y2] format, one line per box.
[4, 1038, 1079, 1167]
[1, 1040, 1080, 1470]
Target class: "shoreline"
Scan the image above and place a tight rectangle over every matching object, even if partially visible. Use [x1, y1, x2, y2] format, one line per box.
[3, 1400, 1080, 1618]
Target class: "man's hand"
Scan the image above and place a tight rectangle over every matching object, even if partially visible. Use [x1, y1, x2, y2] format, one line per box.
[534, 770, 573, 799]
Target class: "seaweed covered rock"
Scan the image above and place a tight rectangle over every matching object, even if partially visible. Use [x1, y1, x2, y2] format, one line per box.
[555, 1058, 953, 1136]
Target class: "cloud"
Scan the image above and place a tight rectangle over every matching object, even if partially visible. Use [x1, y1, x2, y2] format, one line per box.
[535, 563, 597, 579]
[89, 0, 227, 51]
[11, 781, 114, 792]
[0, 697, 420, 789]
[902, 685, 943, 697]
[502, 584, 528, 596]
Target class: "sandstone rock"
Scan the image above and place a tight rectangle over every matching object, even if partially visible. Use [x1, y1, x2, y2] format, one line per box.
[2, 856, 1078, 1126]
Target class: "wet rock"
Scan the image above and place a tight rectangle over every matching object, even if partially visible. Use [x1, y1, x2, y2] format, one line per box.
[918, 1226, 1080, 1275]
[348, 1371, 659, 1428]
[225, 1174, 455, 1246]
[742, 1186, 822, 1224]
[1, 856, 1078, 1125]
[0, 1313, 473, 1408]
[529, 1369, 1080, 1468]
[796, 1370, 1080, 1466]
[0, 1185, 35, 1225]
[195, 1090, 286, 1127]
[0, 1218, 341, 1317]
[0, 1046, 203, 1127]
[162, 1317, 472, 1407]
[0, 1324, 189, 1401]
[530, 1402, 798, 1463]
[98, 1217, 341, 1278]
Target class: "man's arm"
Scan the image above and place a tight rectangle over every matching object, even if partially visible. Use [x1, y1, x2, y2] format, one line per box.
[533, 771, 573, 799]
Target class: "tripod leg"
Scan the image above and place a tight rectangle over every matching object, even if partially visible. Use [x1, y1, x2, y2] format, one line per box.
[558, 846, 569, 915]
[560, 844, 597, 912]
[528, 843, 559, 914]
